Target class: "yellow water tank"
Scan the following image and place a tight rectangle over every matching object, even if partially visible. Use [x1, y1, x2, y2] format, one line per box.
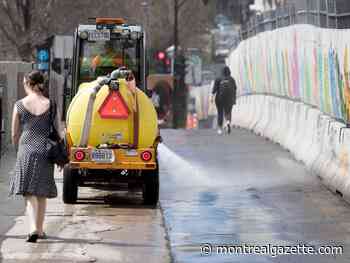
[66, 79, 158, 148]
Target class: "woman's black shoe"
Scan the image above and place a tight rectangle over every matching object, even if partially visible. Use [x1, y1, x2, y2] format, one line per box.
[38, 232, 47, 239]
[26, 232, 39, 243]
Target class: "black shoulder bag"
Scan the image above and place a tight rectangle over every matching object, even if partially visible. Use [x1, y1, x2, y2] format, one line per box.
[47, 100, 69, 166]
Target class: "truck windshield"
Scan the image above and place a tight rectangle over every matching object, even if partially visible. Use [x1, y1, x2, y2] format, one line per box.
[78, 38, 139, 84]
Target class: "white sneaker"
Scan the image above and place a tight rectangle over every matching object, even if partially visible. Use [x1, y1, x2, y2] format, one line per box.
[226, 121, 231, 134]
[217, 128, 223, 135]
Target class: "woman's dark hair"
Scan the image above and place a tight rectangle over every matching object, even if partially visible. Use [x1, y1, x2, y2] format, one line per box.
[222, 66, 231, 77]
[24, 70, 45, 93]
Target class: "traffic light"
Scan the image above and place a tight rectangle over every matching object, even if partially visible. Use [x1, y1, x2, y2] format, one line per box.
[156, 51, 166, 61]
[165, 58, 171, 66]
[155, 50, 168, 73]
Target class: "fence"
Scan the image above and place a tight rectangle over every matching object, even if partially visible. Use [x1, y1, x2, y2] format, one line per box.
[240, 0, 350, 41]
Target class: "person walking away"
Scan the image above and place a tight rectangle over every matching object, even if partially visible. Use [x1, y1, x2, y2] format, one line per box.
[211, 66, 237, 134]
[9, 70, 64, 243]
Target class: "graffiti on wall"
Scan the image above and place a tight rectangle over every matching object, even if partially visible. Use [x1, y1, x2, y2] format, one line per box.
[227, 24, 350, 122]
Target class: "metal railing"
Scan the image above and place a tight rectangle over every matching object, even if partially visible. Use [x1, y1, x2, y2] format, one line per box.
[239, 0, 350, 42]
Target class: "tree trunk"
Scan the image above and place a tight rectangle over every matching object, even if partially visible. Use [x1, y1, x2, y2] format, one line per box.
[17, 42, 33, 62]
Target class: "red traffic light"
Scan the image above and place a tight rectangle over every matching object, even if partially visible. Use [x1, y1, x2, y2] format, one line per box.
[156, 51, 166, 60]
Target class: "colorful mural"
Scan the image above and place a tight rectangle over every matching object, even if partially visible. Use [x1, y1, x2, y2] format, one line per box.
[227, 25, 350, 122]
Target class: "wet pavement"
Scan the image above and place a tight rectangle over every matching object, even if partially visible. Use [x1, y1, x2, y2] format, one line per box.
[159, 129, 350, 263]
[2, 128, 350, 262]
[0, 153, 170, 262]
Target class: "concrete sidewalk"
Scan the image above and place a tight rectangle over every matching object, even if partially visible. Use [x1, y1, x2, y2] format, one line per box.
[0, 149, 25, 262]
[0, 152, 170, 263]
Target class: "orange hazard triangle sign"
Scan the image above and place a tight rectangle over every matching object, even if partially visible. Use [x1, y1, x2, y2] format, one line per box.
[98, 90, 130, 119]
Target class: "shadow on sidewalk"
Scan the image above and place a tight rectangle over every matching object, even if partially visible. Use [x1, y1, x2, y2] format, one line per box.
[0, 234, 157, 248]
[74, 192, 158, 209]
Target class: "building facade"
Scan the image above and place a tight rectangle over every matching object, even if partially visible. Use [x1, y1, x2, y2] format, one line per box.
[216, 0, 255, 25]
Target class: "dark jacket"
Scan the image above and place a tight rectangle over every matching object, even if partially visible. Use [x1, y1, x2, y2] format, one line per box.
[212, 76, 237, 105]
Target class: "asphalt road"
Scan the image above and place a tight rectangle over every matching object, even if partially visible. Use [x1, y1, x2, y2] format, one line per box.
[159, 128, 350, 263]
[1, 128, 350, 262]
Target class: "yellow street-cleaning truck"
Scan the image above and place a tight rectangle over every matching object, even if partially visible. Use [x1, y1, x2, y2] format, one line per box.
[64, 18, 160, 206]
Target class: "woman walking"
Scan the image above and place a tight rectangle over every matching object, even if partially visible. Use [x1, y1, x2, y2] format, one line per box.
[211, 66, 237, 134]
[9, 70, 63, 243]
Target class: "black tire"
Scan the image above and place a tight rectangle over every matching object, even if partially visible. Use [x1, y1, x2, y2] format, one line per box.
[63, 165, 79, 204]
[142, 165, 159, 206]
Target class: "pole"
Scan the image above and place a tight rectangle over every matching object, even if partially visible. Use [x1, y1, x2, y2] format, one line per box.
[174, 0, 178, 58]
[141, 1, 150, 38]
[334, 0, 338, 29]
[317, 0, 320, 27]
[172, 0, 188, 129]
[173, 0, 180, 128]
[326, 0, 329, 28]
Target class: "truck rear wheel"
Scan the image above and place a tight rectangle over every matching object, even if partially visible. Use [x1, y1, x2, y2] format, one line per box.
[63, 165, 79, 204]
[142, 166, 159, 206]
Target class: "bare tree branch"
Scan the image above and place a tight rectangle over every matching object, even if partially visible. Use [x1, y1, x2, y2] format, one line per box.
[19, 0, 32, 31]
[0, 0, 211, 60]
[0, 23, 18, 47]
[1, 0, 8, 9]
[15, 0, 21, 14]
[0, 0, 24, 34]
[178, 0, 189, 10]
[36, 0, 55, 34]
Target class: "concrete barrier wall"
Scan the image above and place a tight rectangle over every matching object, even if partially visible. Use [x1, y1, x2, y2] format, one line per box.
[233, 94, 350, 201]
[226, 24, 350, 122]
[0, 62, 33, 151]
[227, 24, 350, 200]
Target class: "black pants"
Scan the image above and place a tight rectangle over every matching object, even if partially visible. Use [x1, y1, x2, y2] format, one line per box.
[216, 100, 233, 128]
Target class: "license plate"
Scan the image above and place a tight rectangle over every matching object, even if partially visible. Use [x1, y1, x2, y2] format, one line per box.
[88, 30, 110, 41]
[91, 149, 115, 163]
[125, 149, 138, 156]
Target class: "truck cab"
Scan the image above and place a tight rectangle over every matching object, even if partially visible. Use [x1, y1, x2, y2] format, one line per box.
[69, 18, 145, 102]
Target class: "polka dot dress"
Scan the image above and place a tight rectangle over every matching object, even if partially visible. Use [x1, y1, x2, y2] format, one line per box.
[9, 100, 57, 198]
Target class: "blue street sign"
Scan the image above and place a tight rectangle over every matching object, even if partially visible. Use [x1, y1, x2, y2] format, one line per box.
[37, 63, 49, 70]
[38, 49, 49, 62]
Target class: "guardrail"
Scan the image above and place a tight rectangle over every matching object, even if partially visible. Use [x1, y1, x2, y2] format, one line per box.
[239, 2, 350, 42]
